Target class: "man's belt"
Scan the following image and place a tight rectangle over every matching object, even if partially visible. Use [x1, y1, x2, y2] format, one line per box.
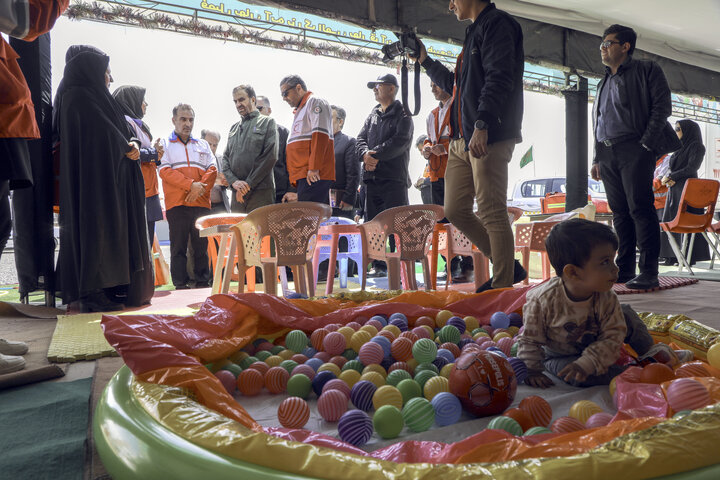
[600, 134, 638, 147]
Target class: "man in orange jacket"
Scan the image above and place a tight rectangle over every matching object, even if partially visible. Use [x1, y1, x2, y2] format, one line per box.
[158, 104, 217, 289]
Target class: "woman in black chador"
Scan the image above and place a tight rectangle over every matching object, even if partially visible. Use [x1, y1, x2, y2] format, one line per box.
[55, 46, 153, 311]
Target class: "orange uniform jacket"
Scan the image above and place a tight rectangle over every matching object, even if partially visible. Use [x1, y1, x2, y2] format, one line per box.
[423, 98, 453, 182]
[285, 92, 335, 185]
[158, 132, 217, 211]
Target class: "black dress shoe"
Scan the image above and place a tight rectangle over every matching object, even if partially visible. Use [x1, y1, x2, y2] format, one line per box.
[194, 281, 211, 288]
[616, 272, 636, 284]
[452, 269, 474, 284]
[661, 258, 678, 266]
[476, 260, 528, 293]
[79, 291, 125, 313]
[624, 273, 659, 290]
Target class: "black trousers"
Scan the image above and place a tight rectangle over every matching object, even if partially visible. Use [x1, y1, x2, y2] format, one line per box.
[365, 179, 409, 271]
[596, 140, 659, 276]
[297, 178, 332, 204]
[0, 181, 10, 261]
[166, 206, 211, 287]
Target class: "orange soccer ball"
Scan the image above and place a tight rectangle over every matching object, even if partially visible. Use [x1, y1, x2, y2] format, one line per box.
[449, 350, 517, 417]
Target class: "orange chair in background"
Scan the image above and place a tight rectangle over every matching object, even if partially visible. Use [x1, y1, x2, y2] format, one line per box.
[151, 234, 170, 286]
[514, 220, 562, 284]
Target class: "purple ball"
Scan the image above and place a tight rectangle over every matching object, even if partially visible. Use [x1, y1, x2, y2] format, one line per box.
[389, 318, 409, 332]
[508, 357, 528, 384]
[457, 338, 474, 349]
[302, 347, 318, 358]
[312, 370, 336, 396]
[508, 312, 523, 327]
[370, 336, 392, 358]
[490, 311, 510, 329]
[370, 315, 388, 326]
[380, 357, 395, 370]
[337, 409, 373, 447]
[437, 348, 455, 363]
[432, 356, 449, 370]
[350, 380, 377, 411]
[446, 316, 467, 334]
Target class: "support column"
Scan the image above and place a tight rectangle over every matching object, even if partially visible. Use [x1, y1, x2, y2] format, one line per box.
[562, 74, 589, 212]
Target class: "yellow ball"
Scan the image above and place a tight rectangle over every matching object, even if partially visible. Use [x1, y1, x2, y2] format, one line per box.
[363, 364, 388, 378]
[435, 310, 453, 328]
[707, 342, 720, 369]
[609, 376, 618, 397]
[337, 326, 355, 344]
[493, 332, 512, 342]
[423, 375, 449, 400]
[473, 332, 490, 341]
[339, 369, 361, 388]
[507, 326, 520, 336]
[360, 325, 378, 337]
[229, 351, 249, 364]
[318, 362, 341, 377]
[382, 324, 401, 338]
[440, 363, 454, 378]
[406, 358, 419, 372]
[372, 385, 403, 410]
[360, 371, 386, 388]
[569, 400, 604, 423]
[420, 325, 434, 338]
[277, 349, 294, 360]
[265, 355, 283, 367]
[464, 316, 479, 332]
[350, 330, 372, 352]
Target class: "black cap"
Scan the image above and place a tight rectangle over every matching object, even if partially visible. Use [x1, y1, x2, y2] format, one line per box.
[367, 73, 398, 89]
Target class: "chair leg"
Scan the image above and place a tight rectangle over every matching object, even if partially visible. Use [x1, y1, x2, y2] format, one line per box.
[263, 263, 278, 296]
[421, 257, 432, 291]
[361, 259, 368, 291]
[430, 230, 439, 290]
[541, 252, 552, 280]
[388, 258, 402, 291]
[246, 266, 256, 293]
[703, 232, 720, 267]
[305, 261, 316, 297]
[405, 260, 417, 290]
[666, 231, 693, 275]
[338, 257, 348, 290]
[211, 234, 227, 295]
[311, 247, 321, 287]
[235, 262, 247, 294]
[471, 252, 489, 291]
[223, 234, 238, 294]
[279, 267, 289, 293]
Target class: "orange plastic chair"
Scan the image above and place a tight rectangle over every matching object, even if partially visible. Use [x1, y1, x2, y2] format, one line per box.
[230, 202, 331, 297]
[660, 178, 720, 274]
[541, 193, 592, 214]
[514, 220, 562, 284]
[358, 204, 444, 291]
[151, 233, 170, 286]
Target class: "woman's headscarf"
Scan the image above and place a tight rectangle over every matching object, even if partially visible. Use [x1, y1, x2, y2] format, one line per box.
[112, 85, 151, 138]
[669, 119, 706, 172]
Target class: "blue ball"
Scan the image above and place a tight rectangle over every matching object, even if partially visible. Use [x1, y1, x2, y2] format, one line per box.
[311, 370, 336, 396]
[486, 347, 508, 359]
[437, 348, 456, 363]
[446, 316, 467, 334]
[457, 338, 474, 349]
[389, 318, 409, 332]
[370, 315, 388, 326]
[337, 409, 373, 447]
[370, 336, 392, 358]
[508, 312, 523, 327]
[431, 392, 462, 426]
[508, 357, 528, 384]
[303, 347, 318, 358]
[490, 311, 510, 329]
[388, 312, 408, 322]
[350, 380, 377, 411]
[305, 357, 324, 372]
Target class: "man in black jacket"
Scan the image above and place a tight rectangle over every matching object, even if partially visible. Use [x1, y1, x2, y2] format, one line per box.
[413, 0, 526, 292]
[591, 24, 680, 291]
[330, 105, 360, 219]
[357, 73, 414, 276]
[257, 96, 294, 203]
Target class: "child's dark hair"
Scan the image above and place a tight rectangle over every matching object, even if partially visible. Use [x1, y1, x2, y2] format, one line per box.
[545, 218, 618, 276]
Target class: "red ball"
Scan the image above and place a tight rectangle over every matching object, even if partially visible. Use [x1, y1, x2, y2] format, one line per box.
[291, 354, 309, 364]
[391, 337, 414, 362]
[248, 361, 269, 375]
[503, 407, 535, 431]
[551, 416, 585, 434]
[399, 331, 419, 343]
[519, 395, 552, 427]
[440, 343, 461, 358]
[265, 366, 290, 394]
[640, 363, 675, 384]
[310, 329, 329, 351]
[317, 390, 348, 422]
[378, 330, 396, 342]
[388, 361, 412, 374]
[675, 362, 711, 378]
[237, 368, 264, 396]
[330, 356, 348, 369]
[277, 397, 310, 429]
[448, 350, 517, 417]
[313, 351, 331, 363]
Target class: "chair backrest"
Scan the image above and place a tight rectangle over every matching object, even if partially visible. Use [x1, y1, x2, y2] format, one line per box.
[542, 193, 592, 214]
[361, 204, 444, 260]
[233, 202, 332, 266]
[507, 206, 524, 224]
[321, 216, 356, 226]
[195, 213, 247, 230]
[515, 220, 561, 251]
[666, 179, 720, 231]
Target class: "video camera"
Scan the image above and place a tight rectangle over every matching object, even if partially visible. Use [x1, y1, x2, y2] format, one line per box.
[381, 31, 420, 63]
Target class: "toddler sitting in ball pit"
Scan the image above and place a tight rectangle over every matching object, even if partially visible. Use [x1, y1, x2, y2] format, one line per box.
[517, 218, 692, 388]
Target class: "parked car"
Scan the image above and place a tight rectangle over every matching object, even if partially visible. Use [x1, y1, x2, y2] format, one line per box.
[507, 177, 608, 213]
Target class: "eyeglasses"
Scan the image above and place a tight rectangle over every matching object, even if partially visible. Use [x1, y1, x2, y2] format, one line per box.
[281, 86, 296, 98]
[600, 40, 622, 49]
[257, 106, 264, 111]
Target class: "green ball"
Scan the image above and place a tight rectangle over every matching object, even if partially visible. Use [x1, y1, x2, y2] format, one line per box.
[412, 338, 438, 363]
[510, 342, 518, 357]
[373, 405, 404, 439]
[285, 330, 308, 353]
[342, 349, 358, 360]
[254, 350, 272, 361]
[414, 362, 439, 375]
[286, 374, 312, 398]
[396, 379, 422, 404]
[673, 410, 693, 420]
[280, 359, 298, 374]
[523, 426, 552, 436]
[386, 369, 412, 387]
[221, 363, 243, 378]
[342, 359, 365, 373]
[438, 325, 461, 344]
[414, 370, 438, 389]
[239, 356, 259, 369]
[470, 328, 483, 336]
[270, 345, 285, 355]
[488, 416, 523, 436]
[401, 397, 435, 432]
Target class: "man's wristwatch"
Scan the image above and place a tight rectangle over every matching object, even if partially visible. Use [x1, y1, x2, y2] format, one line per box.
[474, 120, 488, 131]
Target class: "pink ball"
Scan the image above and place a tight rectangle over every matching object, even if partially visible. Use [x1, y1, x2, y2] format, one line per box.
[323, 331, 347, 355]
[291, 354, 309, 364]
[497, 337, 513, 356]
[366, 319, 384, 331]
[321, 378, 352, 399]
[317, 389, 349, 422]
[358, 341, 384, 365]
[480, 340, 498, 350]
[474, 336, 491, 346]
[277, 397, 310, 428]
[551, 416, 585, 434]
[291, 364, 316, 380]
[412, 326, 431, 340]
[310, 329, 329, 351]
[330, 356, 348, 369]
[346, 322, 362, 331]
[215, 370, 236, 394]
[325, 323, 341, 332]
[256, 341, 274, 352]
[585, 412, 613, 429]
[666, 378, 712, 412]
[313, 351, 331, 362]
[265, 366, 290, 394]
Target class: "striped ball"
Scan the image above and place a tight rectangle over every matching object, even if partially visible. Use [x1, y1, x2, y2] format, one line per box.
[431, 391, 462, 426]
[666, 378, 712, 412]
[305, 357, 323, 372]
[322, 378, 352, 399]
[388, 361, 412, 374]
[279, 359, 298, 374]
[508, 358, 528, 384]
[310, 329, 329, 351]
[323, 331, 347, 356]
[402, 397, 435, 432]
[248, 361, 270, 376]
[414, 316, 435, 329]
[523, 426, 552, 435]
[346, 321, 362, 331]
[497, 337, 514, 356]
[359, 341, 385, 365]
[264, 355, 283, 367]
[337, 409, 373, 447]
[378, 329, 396, 342]
[329, 356, 347, 369]
[519, 395, 552, 427]
[437, 348, 456, 364]
[446, 316, 467, 334]
[569, 400, 603, 424]
[277, 349, 294, 360]
[359, 325, 378, 337]
[414, 370, 438, 390]
[386, 369, 412, 387]
[463, 316, 480, 332]
[318, 362, 341, 377]
[372, 385, 403, 410]
[435, 310, 453, 327]
[438, 325, 461, 345]
[350, 380, 377, 411]
[391, 337, 414, 362]
[277, 397, 310, 429]
[488, 416, 523, 436]
[291, 354, 309, 364]
[215, 370, 236, 394]
[339, 369, 361, 388]
[237, 368, 264, 396]
[337, 326, 355, 344]
[423, 375, 449, 400]
[412, 326, 432, 340]
[440, 343, 461, 358]
[342, 359, 365, 373]
[317, 389, 348, 422]
[370, 336, 392, 358]
[412, 338, 438, 363]
[360, 371, 385, 388]
[311, 370, 336, 396]
[265, 366, 290, 394]
[389, 317, 408, 332]
[675, 362, 711, 378]
[350, 330, 372, 352]
[508, 312, 523, 327]
[585, 412, 613, 429]
[363, 363, 388, 378]
[285, 330, 309, 353]
[399, 331, 419, 343]
[551, 416, 585, 434]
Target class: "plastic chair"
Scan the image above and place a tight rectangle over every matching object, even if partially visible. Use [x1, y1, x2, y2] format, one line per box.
[358, 204, 444, 291]
[151, 233, 170, 286]
[514, 220, 562, 284]
[660, 179, 720, 274]
[312, 217, 363, 295]
[230, 202, 332, 296]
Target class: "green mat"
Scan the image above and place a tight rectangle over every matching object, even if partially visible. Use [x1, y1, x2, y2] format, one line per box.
[0, 377, 92, 480]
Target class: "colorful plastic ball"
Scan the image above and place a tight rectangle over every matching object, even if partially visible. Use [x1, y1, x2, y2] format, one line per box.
[229, 351, 249, 364]
[337, 326, 355, 343]
[322, 378, 352, 399]
[290, 364, 314, 380]
[414, 370, 438, 390]
[672, 410, 693, 420]
[378, 330, 396, 342]
[311, 370, 337, 396]
[436, 348, 456, 364]
[438, 325, 461, 345]
[415, 316, 435, 329]
[302, 347, 317, 358]
[640, 363, 675, 384]
[285, 330, 309, 353]
[359, 324, 378, 337]
[370, 314, 388, 326]
[412, 338, 438, 364]
[449, 351, 517, 417]
[391, 337, 414, 362]
[585, 412, 613, 429]
[373, 385, 403, 410]
[215, 370, 237, 394]
[510, 342, 519, 358]
[666, 378, 712, 412]
[346, 321, 362, 331]
[569, 400, 604, 424]
[290, 354, 309, 365]
[270, 345, 285, 355]
[435, 310, 453, 328]
[388, 361, 412, 374]
[493, 332, 512, 343]
[503, 407, 535, 431]
[675, 362, 711, 378]
[423, 375, 449, 400]
[339, 369, 361, 388]
[286, 373, 312, 398]
[402, 397, 436, 432]
[265, 366, 290, 394]
[329, 356, 348, 370]
[314, 351, 331, 363]
[318, 362, 342, 377]
[490, 311, 510, 329]
[400, 331, 419, 343]
[350, 331, 372, 352]
[380, 357, 395, 371]
[397, 378, 422, 405]
[551, 416, 585, 434]
[440, 363, 454, 378]
[445, 316, 466, 334]
[707, 343, 720, 369]
[239, 356, 259, 369]
[412, 326, 432, 340]
[415, 362, 440, 375]
[373, 405, 404, 439]
[488, 416, 523, 436]
[279, 359, 299, 375]
[440, 343, 461, 358]
[386, 369, 412, 387]
[360, 371, 385, 388]
[310, 329, 329, 351]
[519, 395, 552, 427]
[389, 319, 408, 334]
[342, 349, 358, 361]
[359, 341, 385, 366]
[508, 312, 523, 327]
[350, 380, 377, 411]
[523, 426, 552, 436]
[362, 363, 387, 379]
[277, 397, 310, 429]
[323, 331, 347, 356]
[317, 389, 349, 422]
[508, 358, 528, 384]
[458, 338, 474, 349]
[305, 357, 324, 372]
[406, 358, 419, 372]
[430, 391, 462, 426]
[432, 356, 449, 371]
[338, 409, 373, 447]
[325, 323, 341, 332]
[246, 361, 268, 376]
[277, 349, 294, 360]
[237, 368, 264, 396]
[370, 336, 392, 358]
[486, 347, 508, 359]
[496, 337, 514, 356]
[342, 359, 364, 373]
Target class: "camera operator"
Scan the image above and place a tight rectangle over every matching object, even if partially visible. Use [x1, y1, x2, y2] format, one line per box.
[411, 0, 526, 292]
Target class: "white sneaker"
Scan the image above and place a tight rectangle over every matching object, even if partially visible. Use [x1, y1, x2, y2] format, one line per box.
[0, 339, 29, 356]
[0, 353, 26, 375]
